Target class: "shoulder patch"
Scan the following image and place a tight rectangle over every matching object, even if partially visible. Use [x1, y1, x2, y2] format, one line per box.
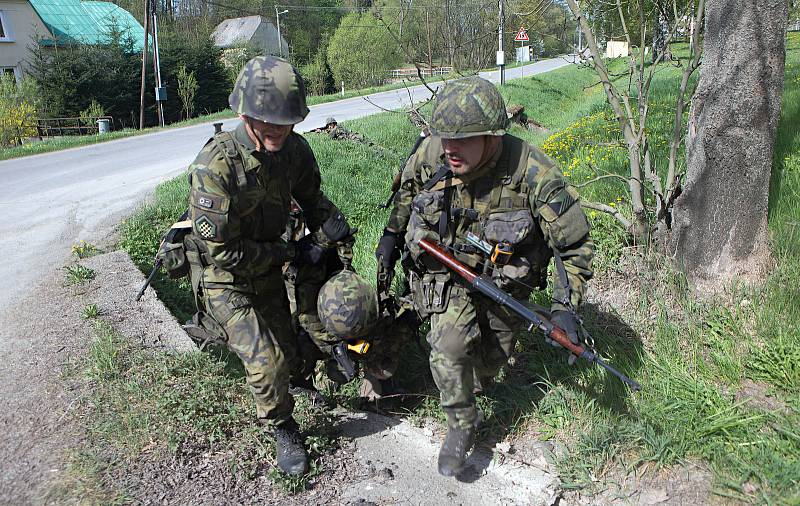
[194, 215, 217, 240]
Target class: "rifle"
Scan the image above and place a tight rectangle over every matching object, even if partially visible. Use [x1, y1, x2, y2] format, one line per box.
[379, 130, 428, 209]
[136, 259, 163, 301]
[418, 238, 642, 391]
[135, 210, 190, 302]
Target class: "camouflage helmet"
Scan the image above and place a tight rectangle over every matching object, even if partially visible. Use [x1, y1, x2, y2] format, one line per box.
[429, 76, 508, 139]
[229, 56, 310, 125]
[317, 270, 379, 339]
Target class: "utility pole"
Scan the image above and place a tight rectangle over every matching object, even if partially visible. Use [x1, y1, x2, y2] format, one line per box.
[498, 0, 505, 85]
[151, 1, 165, 127]
[139, 0, 150, 130]
[426, 9, 433, 71]
[275, 6, 288, 58]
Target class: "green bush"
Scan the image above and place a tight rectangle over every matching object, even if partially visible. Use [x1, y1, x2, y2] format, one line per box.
[301, 50, 334, 96]
[327, 13, 403, 89]
[28, 23, 140, 126]
[158, 30, 230, 123]
[79, 99, 105, 121]
[28, 21, 229, 128]
[0, 73, 39, 147]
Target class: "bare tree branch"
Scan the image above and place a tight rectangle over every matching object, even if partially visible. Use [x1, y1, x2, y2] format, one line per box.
[581, 200, 633, 231]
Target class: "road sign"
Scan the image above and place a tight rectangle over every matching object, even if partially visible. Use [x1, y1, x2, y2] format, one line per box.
[514, 27, 529, 42]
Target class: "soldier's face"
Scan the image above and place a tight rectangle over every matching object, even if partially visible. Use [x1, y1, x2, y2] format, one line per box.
[442, 135, 497, 175]
[243, 116, 293, 152]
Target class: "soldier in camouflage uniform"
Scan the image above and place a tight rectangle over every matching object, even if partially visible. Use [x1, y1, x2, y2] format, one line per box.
[186, 56, 353, 476]
[375, 76, 595, 476]
[316, 269, 417, 398]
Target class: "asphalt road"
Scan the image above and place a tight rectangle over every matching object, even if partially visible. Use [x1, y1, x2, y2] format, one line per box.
[0, 55, 576, 315]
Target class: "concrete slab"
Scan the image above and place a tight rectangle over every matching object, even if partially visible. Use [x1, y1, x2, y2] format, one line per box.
[336, 410, 560, 506]
[81, 251, 195, 353]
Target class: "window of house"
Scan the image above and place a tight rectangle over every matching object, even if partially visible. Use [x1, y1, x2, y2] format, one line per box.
[1, 67, 19, 84]
[0, 11, 12, 41]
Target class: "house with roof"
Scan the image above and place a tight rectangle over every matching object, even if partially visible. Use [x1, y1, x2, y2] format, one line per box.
[0, 0, 145, 81]
[212, 15, 286, 56]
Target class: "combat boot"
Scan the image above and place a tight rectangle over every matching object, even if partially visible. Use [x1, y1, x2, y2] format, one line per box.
[359, 372, 408, 401]
[437, 424, 476, 477]
[273, 418, 308, 475]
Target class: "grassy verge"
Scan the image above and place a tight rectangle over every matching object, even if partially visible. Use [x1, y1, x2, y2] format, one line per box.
[57, 315, 339, 501]
[0, 62, 548, 162]
[0, 110, 235, 162]
[110, 38, 800, 503]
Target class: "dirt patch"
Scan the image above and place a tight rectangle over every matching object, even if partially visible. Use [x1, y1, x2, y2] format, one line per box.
[562, 461, 727, 505]
[734, 379, 788, 413]
[0, 266, 93, 504]
[92, 438, 367, 505]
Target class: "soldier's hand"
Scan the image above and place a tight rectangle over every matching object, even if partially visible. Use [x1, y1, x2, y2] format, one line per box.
[294, 235, 328, 266]
[375, 228, 401, 270]
[322, 212, 356, 242]
[547, 310, 580, 366]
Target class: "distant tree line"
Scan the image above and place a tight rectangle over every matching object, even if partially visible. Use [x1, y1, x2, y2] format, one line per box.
[23, 0, 580, 127]
[28, 22, 228, 128]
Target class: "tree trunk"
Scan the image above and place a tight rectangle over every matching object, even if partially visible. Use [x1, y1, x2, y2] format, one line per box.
[668, 0, 787, 290]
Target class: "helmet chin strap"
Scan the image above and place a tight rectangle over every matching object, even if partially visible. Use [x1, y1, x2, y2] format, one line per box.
[243, 116, 266, 152]
[461, 135, 501, 174]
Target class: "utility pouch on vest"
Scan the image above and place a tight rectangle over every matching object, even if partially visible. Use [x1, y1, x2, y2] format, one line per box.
[183, 311, 227, 350]
[410, 270, 451, 316]
[537, 185, 589, 248]
[483, 209, 535, 246]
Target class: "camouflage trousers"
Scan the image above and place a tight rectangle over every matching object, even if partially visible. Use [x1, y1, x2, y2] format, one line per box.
[201, 269, 301, 426]
[427, 283, 524, 429]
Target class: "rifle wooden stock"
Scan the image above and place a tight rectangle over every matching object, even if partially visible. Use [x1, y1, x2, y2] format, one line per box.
[418, 238, 641, 391]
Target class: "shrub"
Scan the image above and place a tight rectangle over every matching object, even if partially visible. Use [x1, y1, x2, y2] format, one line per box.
[176, 65, 198, 119]
[327, 13, 403, 89]
[79, 99, 105, 121]
[0, 73, 39, 147]
[301, 50, 334, 96]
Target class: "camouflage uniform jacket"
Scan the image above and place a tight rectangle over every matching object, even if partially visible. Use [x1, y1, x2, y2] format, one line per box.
[188, 123, 339, 287]
[387, 134, 594, 311]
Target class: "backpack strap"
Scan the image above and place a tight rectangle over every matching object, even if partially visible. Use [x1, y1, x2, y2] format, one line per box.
[212, 131, 248, 192]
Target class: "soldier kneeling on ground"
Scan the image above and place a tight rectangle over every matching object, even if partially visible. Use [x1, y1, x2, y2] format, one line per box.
[316, 269, 418, 400]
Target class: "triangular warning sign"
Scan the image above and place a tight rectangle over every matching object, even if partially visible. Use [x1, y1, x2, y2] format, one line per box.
[514, 27, 529, 42]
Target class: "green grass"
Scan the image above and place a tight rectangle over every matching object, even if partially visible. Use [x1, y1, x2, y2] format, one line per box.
[0, 110, 235, 162]
[65, 264, 96, 284]
[113, 38, 800, 503]
[0, 62, 546, 162]
[60, 318, 337, 499]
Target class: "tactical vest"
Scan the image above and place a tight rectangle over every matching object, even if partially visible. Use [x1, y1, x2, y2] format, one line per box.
[405, 135, 553, 312]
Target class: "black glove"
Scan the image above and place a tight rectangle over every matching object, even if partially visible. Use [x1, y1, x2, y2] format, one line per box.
[293, 235, 328, 266]
[322, 212, 356, 243]
[547, 310, 581, 365]
[375, 228, 401, 270]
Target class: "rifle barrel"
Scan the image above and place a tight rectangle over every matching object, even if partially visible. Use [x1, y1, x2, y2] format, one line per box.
[135, 258, 163, 302]
[418, 238, 641, 391]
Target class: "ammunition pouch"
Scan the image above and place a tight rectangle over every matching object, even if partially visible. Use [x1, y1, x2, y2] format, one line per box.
[183, 311, 227, 350]
[409, 270, 451, 317]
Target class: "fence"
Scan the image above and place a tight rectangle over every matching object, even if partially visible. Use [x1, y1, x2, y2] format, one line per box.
[33, 116, 114, 138]
[387, 66, 453, 80]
